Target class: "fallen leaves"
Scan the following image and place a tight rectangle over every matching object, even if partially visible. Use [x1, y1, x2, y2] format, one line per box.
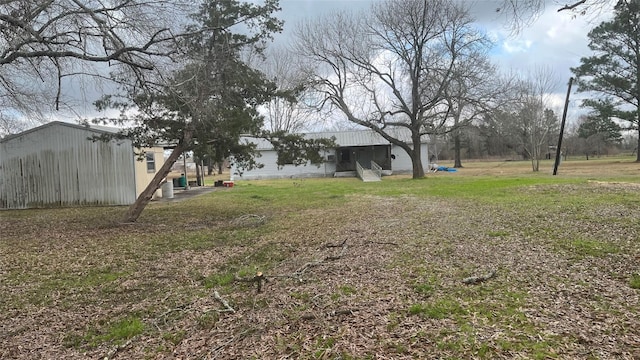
[1, 181, 639, 359]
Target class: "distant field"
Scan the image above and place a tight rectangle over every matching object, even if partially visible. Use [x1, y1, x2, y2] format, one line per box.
[442, 155, 640, 177]
[1, 157, 639, 359]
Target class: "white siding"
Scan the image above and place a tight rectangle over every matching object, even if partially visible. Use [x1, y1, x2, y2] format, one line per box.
[235, 150, 335, 180]
[0, 122, 137, 209]
[390, 145, 415, 174]
[389, 144, 429, 174]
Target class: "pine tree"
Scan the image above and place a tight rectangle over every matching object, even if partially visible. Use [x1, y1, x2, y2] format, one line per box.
[572, 0, 640, 161]
[96, 0, 333, 222]
[577, 108, 623, 144]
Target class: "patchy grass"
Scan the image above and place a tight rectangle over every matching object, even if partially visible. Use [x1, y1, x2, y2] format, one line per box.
[64, 315, 145, 350]
[556, 238, 620, 258]
[2, 158, 640, 359]
[409, 298, 466, 319]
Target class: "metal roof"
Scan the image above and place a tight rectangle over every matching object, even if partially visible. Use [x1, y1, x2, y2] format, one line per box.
[0, 121, 179, 148]
[244, 128, 426, 150]
[0, 121, 121, 143]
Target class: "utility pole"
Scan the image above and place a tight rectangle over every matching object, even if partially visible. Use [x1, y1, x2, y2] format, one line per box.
[553, 77, 573, 175]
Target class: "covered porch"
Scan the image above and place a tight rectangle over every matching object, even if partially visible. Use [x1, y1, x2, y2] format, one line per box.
[335, 145, 392, 173]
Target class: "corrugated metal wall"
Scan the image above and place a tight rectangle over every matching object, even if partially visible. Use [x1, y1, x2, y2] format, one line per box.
[0, 123, 137, 209]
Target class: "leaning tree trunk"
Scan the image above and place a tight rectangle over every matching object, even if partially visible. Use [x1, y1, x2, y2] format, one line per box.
[123, 132, 193, 223]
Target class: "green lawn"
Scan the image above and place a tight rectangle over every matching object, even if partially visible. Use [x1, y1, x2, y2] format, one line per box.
[1, 158, 639, 359]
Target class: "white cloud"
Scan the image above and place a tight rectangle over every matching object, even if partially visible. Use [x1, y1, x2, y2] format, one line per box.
[502, 39, 533, 53]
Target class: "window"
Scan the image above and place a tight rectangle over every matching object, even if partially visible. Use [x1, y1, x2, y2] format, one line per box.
[146, 152, 155, 173]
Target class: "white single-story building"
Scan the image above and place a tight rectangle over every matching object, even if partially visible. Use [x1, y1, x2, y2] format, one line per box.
[0, 121, 165, 209]
[232, 129, 429, 180]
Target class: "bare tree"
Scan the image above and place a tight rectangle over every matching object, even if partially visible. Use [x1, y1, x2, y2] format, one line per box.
[0, 0, 190, 134]
[258, 46, 325, 133]
[514, 67, 561, 171]
[294, 0, 495, 178]
[443, 54, 516, 168]
[497, 0, 613, 32]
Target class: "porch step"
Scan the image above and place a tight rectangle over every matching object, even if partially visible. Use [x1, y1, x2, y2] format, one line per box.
[334, 171, 357, 178]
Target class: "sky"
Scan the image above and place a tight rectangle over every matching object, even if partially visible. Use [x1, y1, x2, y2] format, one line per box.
[273, 0, 613, 121]
[42, 0, 612, 129]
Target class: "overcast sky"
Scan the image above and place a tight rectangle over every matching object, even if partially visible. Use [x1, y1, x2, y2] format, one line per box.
[47, 0, 612, 128]
[274, 0, 613, 120]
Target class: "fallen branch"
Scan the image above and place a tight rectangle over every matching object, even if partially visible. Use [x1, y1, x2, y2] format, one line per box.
[324, 239, 347, 248]
[300, 308, 358, 321]
[363, 240, 399, 246]
[294, 259, 324, 276]
[462, 270, 497, 285]
[328, 308, 357, 317]
[103, 337, 135, 360]
[265, 241, 350, 283]
[213, 290, 235, 313]
[296, 241, 348, 274]
[324, 241, 348, 261]
[152, 300, 198, 330]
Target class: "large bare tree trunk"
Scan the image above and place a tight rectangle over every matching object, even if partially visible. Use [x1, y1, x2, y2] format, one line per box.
[123, 131, 193, 223]
[412, 137, 425, 179]
[453, 132, 463, 168]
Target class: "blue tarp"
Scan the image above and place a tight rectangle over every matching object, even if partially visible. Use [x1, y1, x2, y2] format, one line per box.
[437, 166, 457, 172]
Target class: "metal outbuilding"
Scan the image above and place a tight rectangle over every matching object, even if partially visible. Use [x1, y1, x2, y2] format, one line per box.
[0, 121, 164, 209]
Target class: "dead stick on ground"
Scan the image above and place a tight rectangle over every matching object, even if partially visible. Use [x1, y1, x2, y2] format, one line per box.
[463, 270, 497, 285]
[324, 241, 348, 261]
[297, 241, 348, 274]
[324, 239, 347, 248]
[103, 337, 135, 360]
[363, 240, 399, 246]
[213, 290, 235, 313]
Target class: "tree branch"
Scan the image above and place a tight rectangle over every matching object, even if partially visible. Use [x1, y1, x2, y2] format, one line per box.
[213, 290, 236, 313]
[558, 0, 587, 12]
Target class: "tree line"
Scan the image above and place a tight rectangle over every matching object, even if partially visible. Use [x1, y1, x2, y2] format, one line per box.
[430, 110, 634, 163]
